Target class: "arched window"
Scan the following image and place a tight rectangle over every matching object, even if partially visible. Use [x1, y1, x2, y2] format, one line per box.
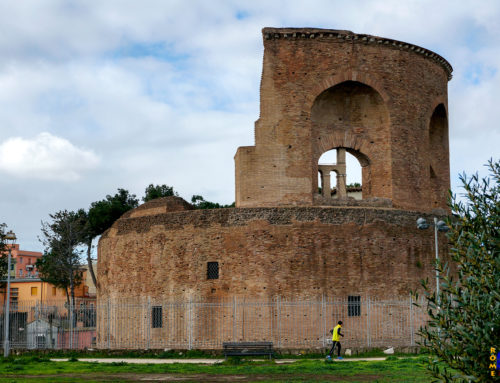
[317, 148, 363, 200]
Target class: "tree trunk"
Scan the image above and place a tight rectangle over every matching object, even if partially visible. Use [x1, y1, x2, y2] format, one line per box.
[86, 239, 98, 289]
[65, 288, 70, 309]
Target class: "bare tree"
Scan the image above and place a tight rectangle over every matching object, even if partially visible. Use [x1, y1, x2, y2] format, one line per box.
[37, 210, 86, 309]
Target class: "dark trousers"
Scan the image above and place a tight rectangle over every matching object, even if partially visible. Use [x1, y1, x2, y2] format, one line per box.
[328, 341, 341, 357]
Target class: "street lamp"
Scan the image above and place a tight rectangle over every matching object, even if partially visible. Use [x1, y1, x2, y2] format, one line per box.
[416, 217, 449, 300]
[3, 230, 16, 357]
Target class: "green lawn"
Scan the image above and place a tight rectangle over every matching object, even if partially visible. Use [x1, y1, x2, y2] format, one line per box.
[0, 355, 433, 382]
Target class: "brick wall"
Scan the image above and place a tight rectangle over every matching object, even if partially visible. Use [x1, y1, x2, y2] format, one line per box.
[98, 202, 447, 303]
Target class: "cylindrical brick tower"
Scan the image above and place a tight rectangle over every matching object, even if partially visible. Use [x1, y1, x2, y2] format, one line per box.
[235, 28, 451, 213]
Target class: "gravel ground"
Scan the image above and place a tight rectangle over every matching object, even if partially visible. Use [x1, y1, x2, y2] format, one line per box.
[50, 357, 389, 364]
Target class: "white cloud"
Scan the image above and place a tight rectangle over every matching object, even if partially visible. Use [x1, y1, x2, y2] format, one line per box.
[0, 132, 99, 181]
[0, 0, 498, 251]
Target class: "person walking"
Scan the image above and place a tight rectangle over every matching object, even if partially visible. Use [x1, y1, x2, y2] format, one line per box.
[327, 321, 344, 360]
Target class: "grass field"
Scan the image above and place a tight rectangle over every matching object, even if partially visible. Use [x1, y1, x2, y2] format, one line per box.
[0, 355, 433, 382]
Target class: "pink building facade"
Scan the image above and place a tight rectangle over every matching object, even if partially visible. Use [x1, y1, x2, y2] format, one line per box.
[7, 244, 42, 279]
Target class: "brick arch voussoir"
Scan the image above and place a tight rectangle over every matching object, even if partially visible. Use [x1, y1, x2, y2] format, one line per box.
[306, 71, 390, 111]
[315, 132, 372, 167]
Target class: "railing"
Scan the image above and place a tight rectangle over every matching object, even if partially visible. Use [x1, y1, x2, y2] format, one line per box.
[1, 296, 426, 350]
[0, 299, 96, 350]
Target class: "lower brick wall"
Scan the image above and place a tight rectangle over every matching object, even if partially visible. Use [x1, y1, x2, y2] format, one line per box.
[97, 206, 447, 349]
[98, 206, 447, 302]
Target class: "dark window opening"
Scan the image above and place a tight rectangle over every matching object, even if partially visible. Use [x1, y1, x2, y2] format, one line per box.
[348, 296, 361, 317]
[207, 262, 219, 280]
[36, 335, 46, 349]
[430, 165, 437, 178]
[152, 306, 163, 328]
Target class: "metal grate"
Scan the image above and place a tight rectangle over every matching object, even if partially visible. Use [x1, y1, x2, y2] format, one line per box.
[0, 296, 427, 350]
[207, 262, 219, 279]
[348, 296, 361, 316]
[151, 306, 163, 328]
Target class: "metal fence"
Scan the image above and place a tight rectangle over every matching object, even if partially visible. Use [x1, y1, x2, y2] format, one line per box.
[0, 299, 96, 350]
[1, 296, 427, 350]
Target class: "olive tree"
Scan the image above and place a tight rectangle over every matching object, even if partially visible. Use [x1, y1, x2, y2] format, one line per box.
[418, 159, 499, 382]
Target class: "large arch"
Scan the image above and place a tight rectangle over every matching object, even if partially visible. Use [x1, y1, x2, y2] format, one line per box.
[428, 104, 449, 210]
[311, 81, 390, 202]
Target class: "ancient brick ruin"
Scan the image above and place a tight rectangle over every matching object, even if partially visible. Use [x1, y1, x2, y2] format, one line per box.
[235, 28, 450, 210]
[97, 28, 451, 349]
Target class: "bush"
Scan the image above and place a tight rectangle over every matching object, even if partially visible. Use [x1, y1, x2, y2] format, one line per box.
[417, 159, 500, 382]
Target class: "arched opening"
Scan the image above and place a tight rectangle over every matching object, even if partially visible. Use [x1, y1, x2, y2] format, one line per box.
[317, 148, 363, 200]
[311, 81, 390, 202]
[429, 104, 449, 209]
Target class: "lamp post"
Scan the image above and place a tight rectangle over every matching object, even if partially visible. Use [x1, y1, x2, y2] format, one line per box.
[3, 230, 17, 357]
[416, 217, 449, 300]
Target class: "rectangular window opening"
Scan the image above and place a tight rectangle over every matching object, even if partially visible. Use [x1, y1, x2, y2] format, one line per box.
[207, 262, 219, 280]
[31, 287, 38, 296]
[10, 288, 18, 309]
[152, 306, 163, 328]
[348, 295, 361, 317]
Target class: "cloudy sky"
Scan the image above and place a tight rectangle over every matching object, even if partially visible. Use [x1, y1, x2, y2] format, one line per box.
[0, 0, 498, 252]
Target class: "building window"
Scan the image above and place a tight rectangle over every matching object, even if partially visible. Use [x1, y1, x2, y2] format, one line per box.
[10, 288, 18, 309]
[31, 287, 38, 296]
[152, 306, 163, 328]
[348, 296, 361, 317]
[10, 264, 14, 271]
[207, 262, 219, 280]
[19, 270, 23, 277]
[52, 287, 57, 296]
[19, 257, 23, 264]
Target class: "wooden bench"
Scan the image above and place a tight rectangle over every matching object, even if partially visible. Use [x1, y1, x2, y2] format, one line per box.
[222, 342, 274, 360]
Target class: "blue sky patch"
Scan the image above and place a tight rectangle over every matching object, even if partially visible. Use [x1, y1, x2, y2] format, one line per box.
[235, 10, 249, 20]
[110, 41, 190, 63]
[463, 63, 497, 85]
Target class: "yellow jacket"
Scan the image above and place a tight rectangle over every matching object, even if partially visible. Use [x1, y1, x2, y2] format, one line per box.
[332, 324, 342, 341]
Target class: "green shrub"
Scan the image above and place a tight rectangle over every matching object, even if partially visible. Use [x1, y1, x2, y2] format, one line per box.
[417, 159, 500, 382]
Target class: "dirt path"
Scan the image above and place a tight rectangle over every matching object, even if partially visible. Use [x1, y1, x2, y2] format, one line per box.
[49, 357, 390, 364]
[2, 372, 383, 382]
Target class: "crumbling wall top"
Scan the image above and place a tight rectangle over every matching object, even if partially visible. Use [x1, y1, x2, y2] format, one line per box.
[123, 196, 193, 219]
[262, 27, 453, 80]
